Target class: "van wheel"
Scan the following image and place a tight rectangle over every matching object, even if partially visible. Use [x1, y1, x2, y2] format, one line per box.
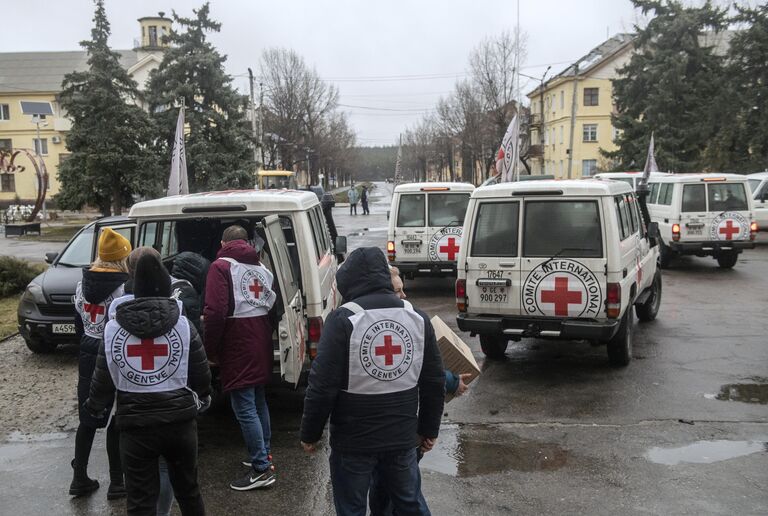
[25, 337, 58, 354]
[607, 308, 633, 367]
[635, 271, 662, 322]
[480, 335, 508, 359]
[716, 251, 738, 269]
[658, 241, 674, 269]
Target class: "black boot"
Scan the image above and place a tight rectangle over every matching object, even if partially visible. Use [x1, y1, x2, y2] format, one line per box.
[106, 470, 126, 500]
[69, 459, 99, 497]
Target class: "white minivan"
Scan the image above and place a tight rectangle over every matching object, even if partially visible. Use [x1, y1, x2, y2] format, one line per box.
[647, 174, 757, 268]
[127, 190, 345, 386]
[387, 182, 474, 278]
[747, 172, 768, 231]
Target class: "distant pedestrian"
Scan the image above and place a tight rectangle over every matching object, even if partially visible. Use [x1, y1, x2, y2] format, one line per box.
[300, 248, 445, 516]
[361, 186, 370, 215]
[348, 185, 360, 215]
[204, 225, 278, 491]
[86, 253, 211, 515]
[70, 228, 131, 499]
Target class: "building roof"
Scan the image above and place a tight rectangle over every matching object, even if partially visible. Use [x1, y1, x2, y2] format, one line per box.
[0, 50, 138, 94]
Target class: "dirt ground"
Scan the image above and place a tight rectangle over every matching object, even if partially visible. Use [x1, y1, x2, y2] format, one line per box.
[0, 337, 80, 439]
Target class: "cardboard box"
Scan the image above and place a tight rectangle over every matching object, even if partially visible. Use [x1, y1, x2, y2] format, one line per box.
[430, 315, 481, 401]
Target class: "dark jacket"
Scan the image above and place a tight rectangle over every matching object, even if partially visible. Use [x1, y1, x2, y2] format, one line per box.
[203, 240, 274, 392]
[300, 247, 445, 454]
[171, 252, 211, 335]
[86, 297, 211, 430]
[75, 268, 128, 427]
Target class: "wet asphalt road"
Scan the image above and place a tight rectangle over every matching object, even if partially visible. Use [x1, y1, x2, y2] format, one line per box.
[1, 182, 766, 515]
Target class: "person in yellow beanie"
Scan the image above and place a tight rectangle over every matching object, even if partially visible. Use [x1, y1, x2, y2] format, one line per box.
[70, 228, 132, 499]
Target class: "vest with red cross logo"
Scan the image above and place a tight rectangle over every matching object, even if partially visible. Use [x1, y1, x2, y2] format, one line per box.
[103, 300, 191, 393]
[341, 300, 425, 395]
[75, 283, 124, 339]
[218, 257, 276, 318]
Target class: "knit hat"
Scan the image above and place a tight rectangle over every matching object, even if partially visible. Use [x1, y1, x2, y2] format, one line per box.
[133, 254, 171, 298]
[98, 228, 132, 262]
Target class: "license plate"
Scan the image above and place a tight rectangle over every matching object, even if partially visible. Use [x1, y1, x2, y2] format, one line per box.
[479, 286, 508, 303]
[52, 323, 75, 334]
[403, 244, 420, 254]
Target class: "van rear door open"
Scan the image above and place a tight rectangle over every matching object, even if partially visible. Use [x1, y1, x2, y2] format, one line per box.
[263, 215, 305, 387]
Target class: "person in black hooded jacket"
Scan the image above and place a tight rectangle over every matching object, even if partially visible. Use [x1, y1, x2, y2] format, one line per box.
[86, 254, 211, 516]
[300, 247, 445, 516]
[171, 251, 211, 335]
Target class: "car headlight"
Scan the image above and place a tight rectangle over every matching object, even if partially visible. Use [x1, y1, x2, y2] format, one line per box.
[22, 282, 46, 304]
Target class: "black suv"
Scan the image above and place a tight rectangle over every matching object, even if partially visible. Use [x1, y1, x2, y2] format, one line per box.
[18, 217, 133, 353]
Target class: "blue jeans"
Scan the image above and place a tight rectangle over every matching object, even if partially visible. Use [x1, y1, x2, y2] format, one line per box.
[330, 447, 430, 516]
[229, 385, 272, 471]
[156, 457, 174, 516]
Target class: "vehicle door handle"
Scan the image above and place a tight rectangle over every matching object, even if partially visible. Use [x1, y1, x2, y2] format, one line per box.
[280, 330, 289, 339]
[413, 230, 425, 234]
[499, 262, 516, 267]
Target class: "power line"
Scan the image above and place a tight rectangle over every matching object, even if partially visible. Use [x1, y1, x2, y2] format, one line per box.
[338, 103, 435, 112]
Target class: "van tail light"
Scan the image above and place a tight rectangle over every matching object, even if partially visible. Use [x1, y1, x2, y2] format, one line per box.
[308, 317, 323, 359]
[455, 279, 467, 312]
[750, 221, 758, 241]
[671, 223, 681, 242]
[606, 282, 621, 319]
[387, 241, 396, 262]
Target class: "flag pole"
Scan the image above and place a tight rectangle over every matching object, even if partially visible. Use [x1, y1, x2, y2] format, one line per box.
[514, 0, 521, 182]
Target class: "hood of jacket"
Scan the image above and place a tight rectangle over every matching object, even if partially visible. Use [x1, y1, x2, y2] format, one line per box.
[115, 297, 180, 339]
[82, 268, 129, 304]
[172, 252, 211, 292]
[216, 240, 260, 266]
[337, 247, 392, 301]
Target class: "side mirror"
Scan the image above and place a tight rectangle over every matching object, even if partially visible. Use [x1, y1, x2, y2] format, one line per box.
[647, 222, 660, 240]
[335, 236, 348, 255]
[45, 252, 58, 264]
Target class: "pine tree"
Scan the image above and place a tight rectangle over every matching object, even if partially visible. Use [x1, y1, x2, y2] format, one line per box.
[147, 3, 254, 192]
[606, 0, 727, 172]
[58, 0, 158, 215]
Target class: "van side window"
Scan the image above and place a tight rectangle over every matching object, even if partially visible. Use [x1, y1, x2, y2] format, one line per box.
[614, 196, 630, 240]
[649, 183, 659, 204]
[311, 206, 330, 253]
[159, 221, 178, 258]
[307, 209, 328, 262]
[139, 222, 158, 249]
[627, 194, 639, 234]
[708, 183, 748, 212]
[658, 183, 673, 205]
[471, 202, 519, 257]
[681, 184, 706, 212]
[397, 194, 425, 227]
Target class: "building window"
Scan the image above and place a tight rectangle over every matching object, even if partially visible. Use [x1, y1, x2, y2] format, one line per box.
[0, 138, 11, 150]
[582, 159, 597, 177]
[559, 160, 564, 177]
[0, 174, 15, 192]
[560, 91, 564, 110]
[583, 124, 598, 142]
[551, 128, 556, 147]
[611, 125, 620, 141]
[148, 26, 158, 46]
[583, 88, 599, 106]
[560, 126, 564, 144]
[544, 128, 549, 145]
[0, 104, 9, 121]
[33, 138, 48, 155]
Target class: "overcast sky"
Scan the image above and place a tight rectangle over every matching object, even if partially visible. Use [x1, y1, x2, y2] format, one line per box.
[2, 0, 645, 146]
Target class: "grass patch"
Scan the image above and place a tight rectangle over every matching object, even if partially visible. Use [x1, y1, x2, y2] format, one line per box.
[19, 224, 82, 242]
[0, 295, 19, 340]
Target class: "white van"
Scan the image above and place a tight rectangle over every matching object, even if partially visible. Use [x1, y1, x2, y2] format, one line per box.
[456, 179, 661, 367]
[593, 171, 670, 190]
[387, 182, 474, 278]
[747, 172, 768, 231]
[647, 174, 757, 268]
[127, 190, 346, 386]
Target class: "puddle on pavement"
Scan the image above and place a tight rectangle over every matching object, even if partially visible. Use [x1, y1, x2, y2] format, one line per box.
[6, 431, 69, 443]
[645, 438, 768, 466]
[707, 382, 768, 404]
[420, 424, 569, 477]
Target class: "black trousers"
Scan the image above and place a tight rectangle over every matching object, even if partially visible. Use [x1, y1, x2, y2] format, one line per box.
[120, 420, 205, 516]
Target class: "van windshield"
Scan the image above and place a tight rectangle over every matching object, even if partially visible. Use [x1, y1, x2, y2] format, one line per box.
[708, 183, 748, 212]
[748, 179, 761, 193]
[57, 226, 95, 267]
[524, 200, 602, 258]
[428, 193, 470, 226]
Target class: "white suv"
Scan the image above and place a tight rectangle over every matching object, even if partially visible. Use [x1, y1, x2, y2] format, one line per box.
[455, 179, 661, 367]
[647, 174, 757, 268]
[747, 172, 768, 231]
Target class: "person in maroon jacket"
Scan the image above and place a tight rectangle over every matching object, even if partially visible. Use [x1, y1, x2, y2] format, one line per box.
[203, 225, 277, 491]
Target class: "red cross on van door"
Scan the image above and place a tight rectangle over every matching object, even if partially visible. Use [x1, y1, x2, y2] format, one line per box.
[375, 335, 402, 366]
[540, 276, 583, 316]
[719, 220, 739, 240]
[249, 279, 263, 298]
[127, 338, 168, 371]
[439, 237, 460, 261]
[83, 303, 105, 323]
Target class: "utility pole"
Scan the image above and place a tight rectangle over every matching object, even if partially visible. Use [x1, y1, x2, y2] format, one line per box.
[247, 68, 258, 166]
[259, 82, 265, 169]
[567, 63, 580, 179]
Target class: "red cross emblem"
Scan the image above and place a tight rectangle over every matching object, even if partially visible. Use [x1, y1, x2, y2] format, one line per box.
[83, 303, 105, 323]
[127, 338, 168, 371]
[374, 335, 402, 366]
[249, 279, 263, 298]
[439, 237, 460, 261]
[718, 220, 739, 240]
[540, 276, 583, 316]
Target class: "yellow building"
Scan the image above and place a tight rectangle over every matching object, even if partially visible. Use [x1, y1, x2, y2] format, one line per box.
[527, 34, 634, 179]
[0, 14, 171, 207]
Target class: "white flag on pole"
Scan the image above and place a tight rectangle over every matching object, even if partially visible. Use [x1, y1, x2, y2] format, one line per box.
[394, 145, 402, 181]
[167, 105, 189, 196]
[495, 114, 520, 182]
[639, 131, 658, 188]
